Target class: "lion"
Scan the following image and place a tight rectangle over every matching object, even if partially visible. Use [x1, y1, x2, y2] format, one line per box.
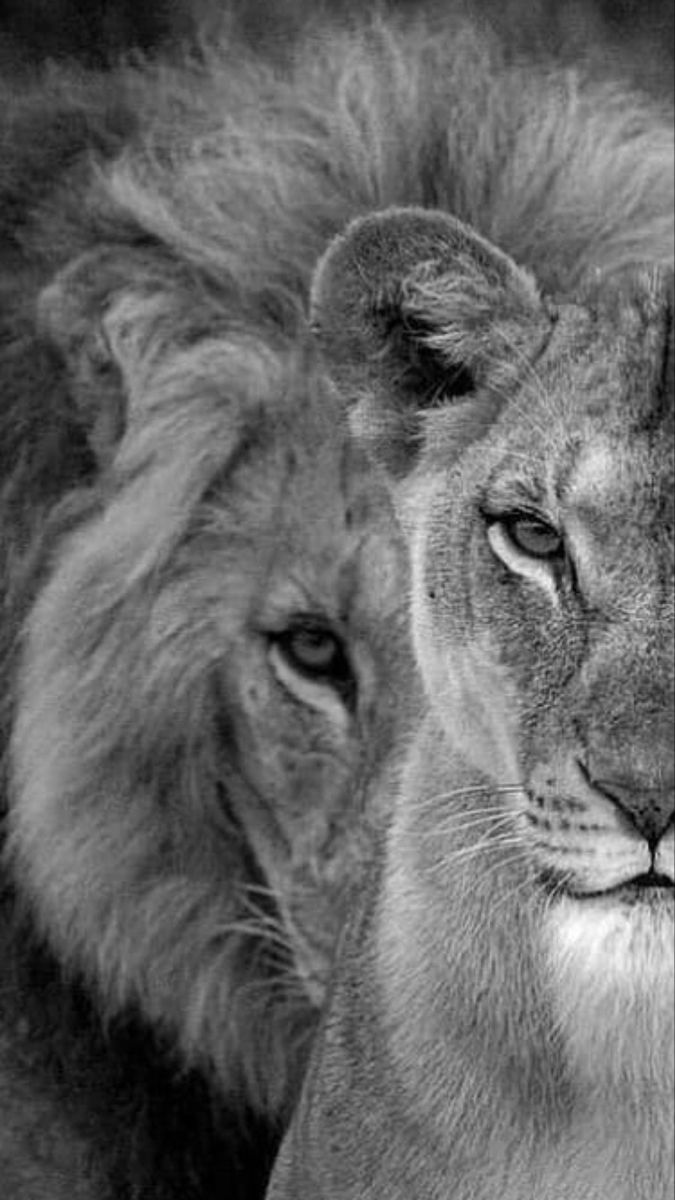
[2, 12, 672, 1197]
[264, 31, 675, 1200]
[0, 37, 412, 1200]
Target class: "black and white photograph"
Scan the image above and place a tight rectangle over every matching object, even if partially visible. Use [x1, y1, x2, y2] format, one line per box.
[0, 2, 672, 1197]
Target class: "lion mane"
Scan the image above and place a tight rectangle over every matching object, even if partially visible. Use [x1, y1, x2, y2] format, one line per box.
[0, 10, 672, 1199]
[0, 28, 411, 1200]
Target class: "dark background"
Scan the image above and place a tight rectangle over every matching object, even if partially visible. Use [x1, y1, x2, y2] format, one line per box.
[0, 0, 673, 99]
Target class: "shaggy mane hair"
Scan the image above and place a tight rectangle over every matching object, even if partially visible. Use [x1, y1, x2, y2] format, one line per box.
[0, 9, 672, 1198]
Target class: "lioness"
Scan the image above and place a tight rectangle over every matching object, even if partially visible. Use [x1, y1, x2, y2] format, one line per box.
[266, 82, 675, 1200]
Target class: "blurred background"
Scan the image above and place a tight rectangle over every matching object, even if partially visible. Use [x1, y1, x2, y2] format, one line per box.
[0, 0, 672, 99]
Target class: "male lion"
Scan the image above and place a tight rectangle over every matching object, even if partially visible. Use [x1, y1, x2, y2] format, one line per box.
[0, 37, 410, 1200]
[266, 26, 675, 1200]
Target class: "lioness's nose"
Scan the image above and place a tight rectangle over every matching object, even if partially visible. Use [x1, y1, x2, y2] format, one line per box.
[587, 760, 674, 847]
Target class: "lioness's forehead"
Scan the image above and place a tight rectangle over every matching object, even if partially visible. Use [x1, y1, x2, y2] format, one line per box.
[537, 270, 668, 438]
[560, 267, 671, 414]
[481, 268, 673, 538]
[564, 272, 672, 489]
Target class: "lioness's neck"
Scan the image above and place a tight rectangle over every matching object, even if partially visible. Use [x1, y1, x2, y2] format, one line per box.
[376, 713, 674, 1200]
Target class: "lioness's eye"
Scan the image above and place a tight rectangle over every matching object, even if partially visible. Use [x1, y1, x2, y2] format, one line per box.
[500, 515, 563, 560]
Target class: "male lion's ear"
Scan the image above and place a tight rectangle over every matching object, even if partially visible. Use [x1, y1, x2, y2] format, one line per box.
[37, 247, 160, 469]
[310, 207, 549, 477]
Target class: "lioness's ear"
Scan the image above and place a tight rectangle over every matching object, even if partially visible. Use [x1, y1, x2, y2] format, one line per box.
[37, 247, 163, 469]
[310, 207, 550, 477]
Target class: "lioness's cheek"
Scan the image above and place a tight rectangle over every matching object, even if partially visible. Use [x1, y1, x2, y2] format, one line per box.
[413, 616, 522, 785]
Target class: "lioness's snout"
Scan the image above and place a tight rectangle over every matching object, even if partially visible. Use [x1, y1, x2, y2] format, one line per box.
[583, 757, 675, 847]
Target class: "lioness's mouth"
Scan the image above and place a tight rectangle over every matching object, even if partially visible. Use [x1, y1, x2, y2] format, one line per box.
[566, 870, 674, 903]
[539, 868, 675, 903]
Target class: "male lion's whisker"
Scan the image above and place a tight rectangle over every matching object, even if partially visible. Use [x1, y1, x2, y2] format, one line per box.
[221, 919, 293, 956]
[241, 881, 278, 902]
[240, 891, 281, 914]
[240, 974, 306, 1004]
[239, 895, 289, 930]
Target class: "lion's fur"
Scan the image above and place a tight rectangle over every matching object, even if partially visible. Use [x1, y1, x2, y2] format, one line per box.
[1, 10, 673, 1197]
[0, 19, 419, 1198]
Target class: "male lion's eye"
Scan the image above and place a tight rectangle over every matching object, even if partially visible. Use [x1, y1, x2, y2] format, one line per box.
[281, 628, 345, 674]
[500, 515, 563, 560]
[270, 624, 355, 698]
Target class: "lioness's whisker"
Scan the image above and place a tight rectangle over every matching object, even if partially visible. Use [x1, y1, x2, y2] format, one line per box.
[435, 806, 516, 823]
[470, 872, 532, 941]
[420, 805, 516, 820]
[492, 326, 558, 429]
[419, 784, 525, 806]
[415, 811, 516, 838]
[435, 834, 527, 869]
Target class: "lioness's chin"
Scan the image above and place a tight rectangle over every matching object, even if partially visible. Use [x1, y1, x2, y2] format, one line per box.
[543, 893, 674, 1090]
[546, 890, 674, 983]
